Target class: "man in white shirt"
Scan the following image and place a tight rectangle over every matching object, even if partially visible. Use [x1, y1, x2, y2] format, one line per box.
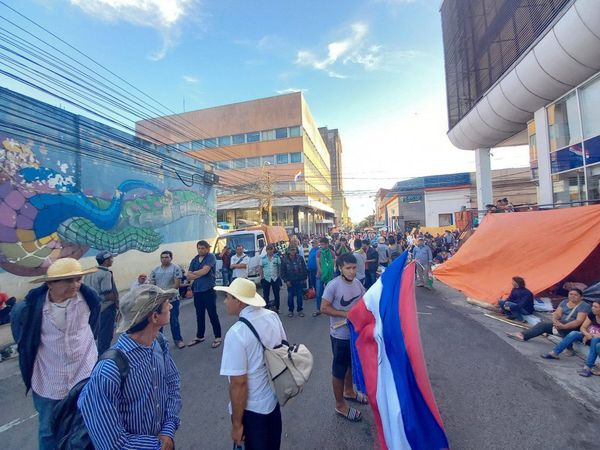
[218, 278, 287, 450]
[230, 245, 250, 280]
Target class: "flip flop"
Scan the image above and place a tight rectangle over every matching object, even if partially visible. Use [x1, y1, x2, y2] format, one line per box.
[506, 332, 524, 342]
[335, 407, 362, 422]
[187, 337, 205, 346]
[344, 392, 369, 404]
[211, 338, 222, 349]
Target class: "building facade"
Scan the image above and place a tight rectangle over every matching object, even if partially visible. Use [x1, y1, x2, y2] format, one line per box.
[137, 92, 340, 235]
[319, 127, 351, 228]
[441, 0, 600, 209]
[0, 87, 216, 296]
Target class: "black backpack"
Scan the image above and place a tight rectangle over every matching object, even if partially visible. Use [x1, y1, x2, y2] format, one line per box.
[51, 348, 129, 450]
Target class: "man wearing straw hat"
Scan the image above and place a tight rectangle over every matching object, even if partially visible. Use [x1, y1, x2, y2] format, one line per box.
[218, 278, 287, 450]
[11, 257, 100, 450]
[78, 284, 182, 450]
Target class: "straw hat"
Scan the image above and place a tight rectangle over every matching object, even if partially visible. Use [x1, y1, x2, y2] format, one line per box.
[31, 258, 97, 283]
[214, 278, 266, 307]
[116, 284, 179, 333]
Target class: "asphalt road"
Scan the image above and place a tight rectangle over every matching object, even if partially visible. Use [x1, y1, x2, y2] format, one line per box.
[0, 286, 598, 449]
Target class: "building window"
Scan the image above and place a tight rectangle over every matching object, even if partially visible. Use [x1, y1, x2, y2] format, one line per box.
[290, 152, 302, 163]
[234, 158, 246, 169]
[247, 156, 260, 167]
[204, 138, 217, 148]
[550, 147, 584, 173]
[218, 136, 232, 146]
[586, 163, 600, 202]
[580, 77, 600, 140]
[261, 130, 275, 141]
[232, 134, 245, 145]
[246, 131, 260, 143]
[552, 168, 586, 205]
[276, 153, 289, 164]
[548, 92, 581, 152]
[289, 126, 301, 137]
[191, 140, 205, 150]
[261, 155, 275, 166]
[275, 128, 288, 139]
[438, 213, 453, 226]
[217, 160, 231, 170]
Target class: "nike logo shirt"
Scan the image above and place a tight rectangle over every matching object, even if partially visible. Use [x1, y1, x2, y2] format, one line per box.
[322, 276, 366, 340]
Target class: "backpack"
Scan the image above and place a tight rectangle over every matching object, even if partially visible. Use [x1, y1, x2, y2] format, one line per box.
[239, 317, 313, 406]
[51, 349, 129, 450]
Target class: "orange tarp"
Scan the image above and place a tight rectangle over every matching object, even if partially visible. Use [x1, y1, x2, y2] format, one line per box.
[245, 225, 289, 243]
[433, 205, 600, 304]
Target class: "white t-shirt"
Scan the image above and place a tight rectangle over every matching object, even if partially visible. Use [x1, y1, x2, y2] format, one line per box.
[231, 253, 250, 279]
[220, 306, 287, 414]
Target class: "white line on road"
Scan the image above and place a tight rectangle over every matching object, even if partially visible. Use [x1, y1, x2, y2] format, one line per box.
[0, 413, 38, 433]
[417, 312, 432, 315]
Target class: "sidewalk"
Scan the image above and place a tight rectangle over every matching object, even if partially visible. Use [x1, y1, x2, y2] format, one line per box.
[434, 281, 600, 415]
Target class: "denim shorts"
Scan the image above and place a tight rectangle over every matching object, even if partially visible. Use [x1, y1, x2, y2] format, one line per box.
[330, 336, 351, 380]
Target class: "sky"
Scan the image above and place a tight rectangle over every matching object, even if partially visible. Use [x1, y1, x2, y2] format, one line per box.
[3, 0, 530, 221]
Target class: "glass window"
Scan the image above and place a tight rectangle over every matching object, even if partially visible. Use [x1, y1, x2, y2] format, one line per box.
[177, 142, 190, 151]
[580, 77, 600, 140]
[218, 136, 231, 147]
[203, 138, 217, 148]
[234, 158, 246, 169]
[552, 168, 585, 205]
[191, 140, 204, 150]
[261, 130, 275, 141]
[246, 132, 260, 143]
[276, 153, 289, 164]
[232, 134, 245, 145]
[217, 160, 231, 170]
[529, 133, 537, 162]
[275, 128, 288, 139]
[548, 92, 581, 151]
[261, 155, 275, 166]
[246, 156, 260, 167]
[584, 135, 600, 167]
[550, 147, 584, 173]
[586, 163, 600, 202]
[438, 214, 453, 226]
[289, 126, 301, 137]
[290, 152, 302, 163]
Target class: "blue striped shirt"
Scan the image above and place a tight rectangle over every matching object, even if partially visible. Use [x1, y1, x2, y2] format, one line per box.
[78, 333, 181, 450]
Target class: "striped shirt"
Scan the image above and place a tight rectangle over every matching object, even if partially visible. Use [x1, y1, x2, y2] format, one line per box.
[78, 333, 181, 450]
[31, 292, 97, 400]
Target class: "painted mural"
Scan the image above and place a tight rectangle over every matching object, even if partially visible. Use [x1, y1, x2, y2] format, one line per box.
[0, 136, 215, 276]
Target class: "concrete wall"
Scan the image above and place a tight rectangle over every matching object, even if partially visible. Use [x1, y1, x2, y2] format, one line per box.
[0, 88, 217, 298]
[424, 188, 471, 227]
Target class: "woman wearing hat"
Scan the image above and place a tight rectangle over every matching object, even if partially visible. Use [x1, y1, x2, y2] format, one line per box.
[11, 258, 100, 450]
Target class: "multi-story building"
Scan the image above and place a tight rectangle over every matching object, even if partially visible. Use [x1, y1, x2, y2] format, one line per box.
[441, 0, 600, 209]
[137, 92, 342, 235]
[319, 127, 351, 228]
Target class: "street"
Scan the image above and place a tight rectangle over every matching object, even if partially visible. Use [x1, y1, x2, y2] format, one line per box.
[1, 286, 598, 450]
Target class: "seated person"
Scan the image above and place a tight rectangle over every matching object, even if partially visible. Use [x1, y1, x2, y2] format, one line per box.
[541, 300, 600, 376]
[498, 277, 534, 322]
[508, 288, 590, 342]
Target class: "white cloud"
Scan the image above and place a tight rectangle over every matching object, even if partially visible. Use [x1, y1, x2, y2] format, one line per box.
[70, 0, 197, 60]
[182, 75, 199, 83]
[295, 22, 381, 77]
[276, 88, 308, 95]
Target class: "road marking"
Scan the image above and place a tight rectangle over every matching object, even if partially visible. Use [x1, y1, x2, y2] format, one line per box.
[0, 413, 38, 433]
[417, 312, 432, 315]
[426, 305, 436, 309]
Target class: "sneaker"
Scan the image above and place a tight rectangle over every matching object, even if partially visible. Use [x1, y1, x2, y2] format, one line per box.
[287, 312, 294, 317]
[578, 366, 592, 378]
[591, 366, 600, 376]
[312, 311, 321, 317]
[298, 312, 305, 317]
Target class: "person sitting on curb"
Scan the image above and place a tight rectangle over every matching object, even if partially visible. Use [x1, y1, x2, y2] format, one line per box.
[498, 276, 534, 322]
[507, 288, 590, 345]
[541, 300, 600, 377]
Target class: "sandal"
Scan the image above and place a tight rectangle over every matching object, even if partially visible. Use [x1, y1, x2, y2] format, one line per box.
[175, 341, 187, 349]
[344, 392, 369, 404]
[187, 337, 205, 346]
[506, 332, 524, 342]
[211, 338, 222, 349]
[312, 311, 321, 317]
[298, 312, 305, 317]
[335, 407, 362, 422]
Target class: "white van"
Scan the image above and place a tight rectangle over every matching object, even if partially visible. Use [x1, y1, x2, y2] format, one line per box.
[213, 225, 289, 285]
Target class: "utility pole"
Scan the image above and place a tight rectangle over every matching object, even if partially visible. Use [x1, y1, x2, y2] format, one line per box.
[258, 162, 273, 225]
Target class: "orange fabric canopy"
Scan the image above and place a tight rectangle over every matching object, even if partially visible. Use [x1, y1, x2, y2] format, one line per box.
[433, 205, 600, 304]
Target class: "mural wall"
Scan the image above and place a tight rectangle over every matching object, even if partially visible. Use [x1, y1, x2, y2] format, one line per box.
[0, 87, 217, 279]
